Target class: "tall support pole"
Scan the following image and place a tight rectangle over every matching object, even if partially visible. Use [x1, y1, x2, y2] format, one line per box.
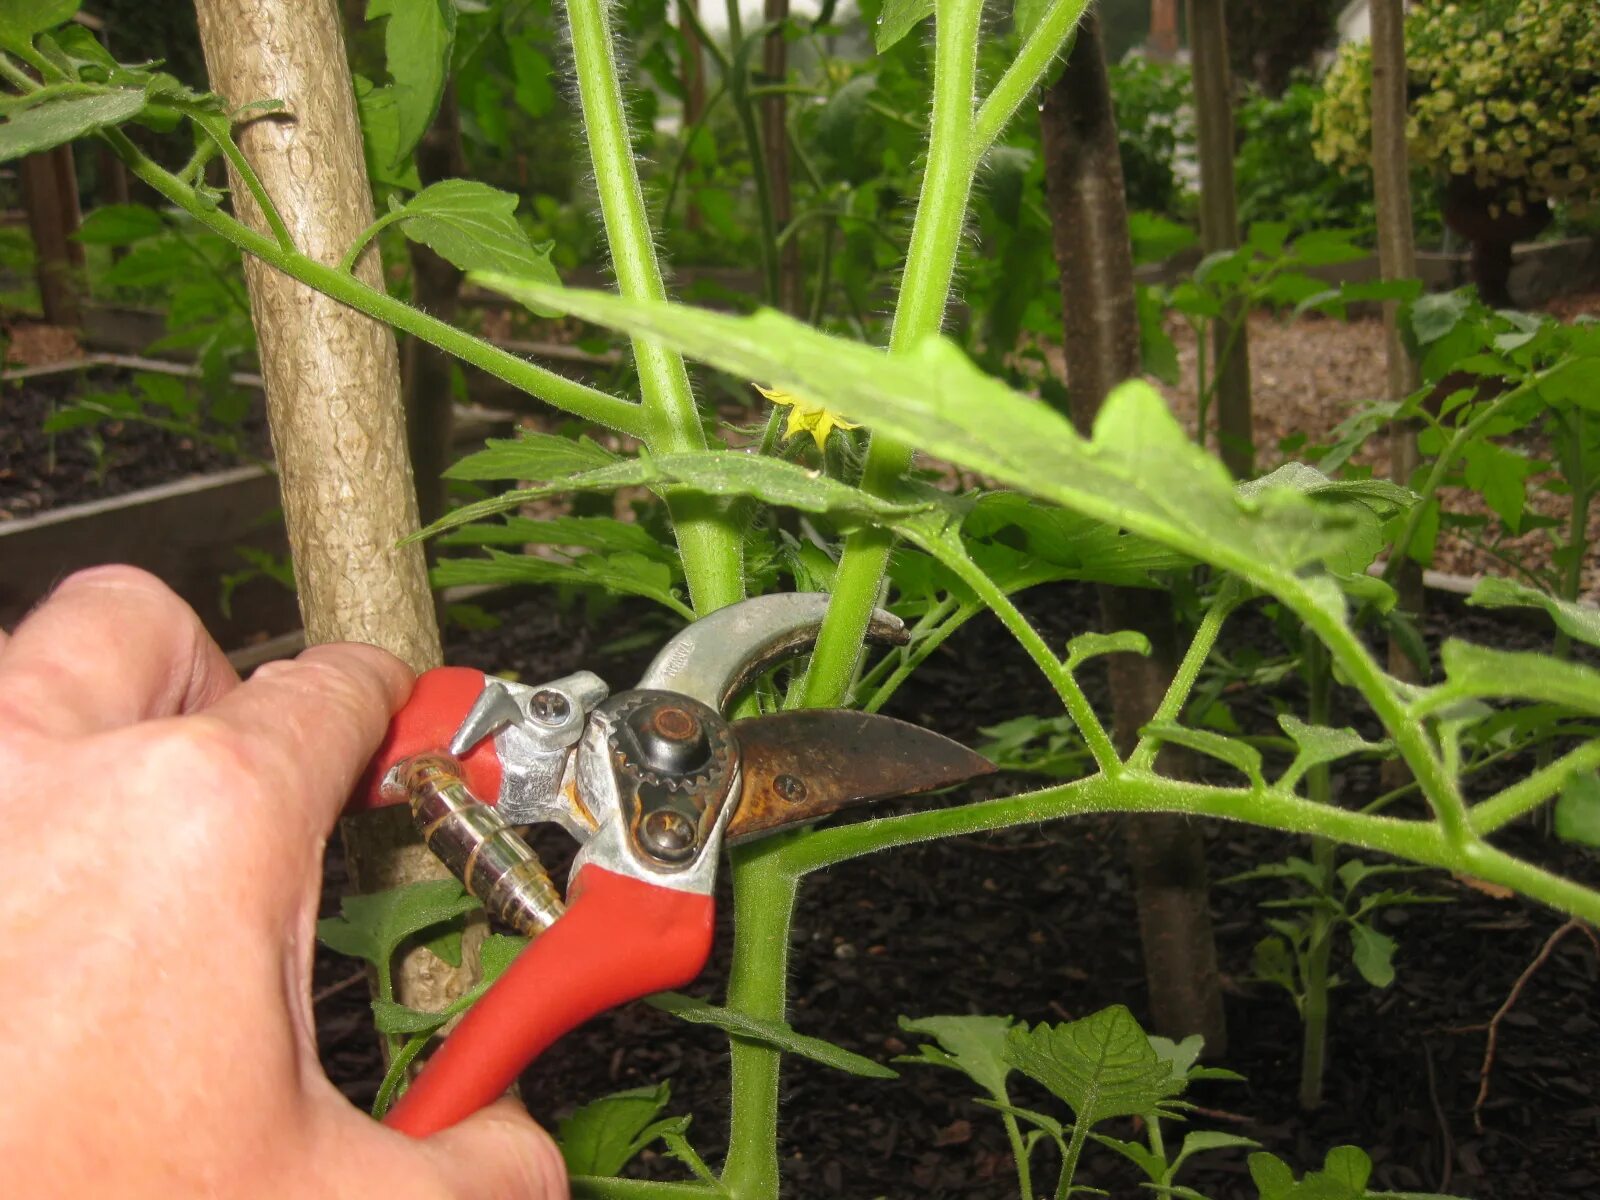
[19, 147, 82, 327]
[192, 0, 472, 1019]
[1187, 0, 1253, 478]
[1042, 13, 1227, 1053]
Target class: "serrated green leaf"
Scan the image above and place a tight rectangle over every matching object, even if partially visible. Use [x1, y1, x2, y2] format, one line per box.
[1277, 714, 1388, 791]
[429, 450, 934, 540]
[438, 514, 677, 562]
[1347, 922, 1396, 989]
[1429, 641, 1600, 719]
[1467, 577, 1600, 651]
[0, 89, 147, 161]
[316, 878, 479, 969]
[366, 0, 455, 165]
[474, 284, 1373, 602]
[1005, 1005, 1184, 1125]
[557, 1083, 673, 1177]
[1066, 630, 1151, 671]
[0, 0, 77, 55]
[875, 0, 933, 51]
[898, 1014, 1015, 1099]
[1142, 720, 1264, 787]
[75, 202, 165, 245]
[371, 996, 450, 1035]
[648, 992, 897, 1078]
[431, 549, 693, 618]
[445, 432, 619, 481]
[1555, 770, 1600, 848]
[393, 180, 560, 311]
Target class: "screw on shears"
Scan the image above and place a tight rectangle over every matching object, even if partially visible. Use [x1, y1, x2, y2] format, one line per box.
[354, 593, 996, 1137]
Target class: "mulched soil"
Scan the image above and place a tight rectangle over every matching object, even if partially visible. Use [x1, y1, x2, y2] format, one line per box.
[313, 584, 1600, 1200]
[0, 363, 270, 520]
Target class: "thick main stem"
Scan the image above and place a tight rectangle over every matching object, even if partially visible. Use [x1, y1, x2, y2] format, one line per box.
[564, 0, 744, 615]
[801, 0, 984, 708]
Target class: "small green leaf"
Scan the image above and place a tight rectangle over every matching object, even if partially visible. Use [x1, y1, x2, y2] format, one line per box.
[1252, 935, 1300, 997]
[1316, 1144, 1372, 1193]
[1005, 1005, 1184, 1125]
[1065, 630, 1151, 671]
[1142, 720, 1264, 788]
[1012, 0, 1051, 41]
[431, 549, 692, 619]
[0, 0, 77, 55]
[1555, 770, 1600, 848]
[1277, 714, 1388, 791]
[1347, 922, 1396, 989]
[371, 996, 450, 1035]
[366, 0, 455, 165]
[42, 405, 102, 434]
[0, 89, 147, 162]
[648, 992, 897, 1078]
[898, 1014, 1015, 1099]
[353, 76, 421, 190]
[1467, 577, 1600, 651]
[556, 1082, 673, 1177]
[875, 0, 933, 52]
[316, 878, 480, 969]
[420, 923, 464, 968]
[392, 180, 561, 311]
[445, 432, 618, 482]
[1247, 1151, 1298, 1200]
[438, 514, 677, 562]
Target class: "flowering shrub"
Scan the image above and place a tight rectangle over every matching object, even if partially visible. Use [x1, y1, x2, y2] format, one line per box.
[1313, 0, 1600, 219]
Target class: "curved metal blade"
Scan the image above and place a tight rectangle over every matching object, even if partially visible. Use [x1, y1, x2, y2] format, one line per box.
[725, 710, 997, 843]
[636, 593, 908, 711]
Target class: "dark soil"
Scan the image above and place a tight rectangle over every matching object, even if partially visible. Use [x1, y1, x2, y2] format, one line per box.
[313, 583, 1600, 1199]
[0, 366, 269, 520]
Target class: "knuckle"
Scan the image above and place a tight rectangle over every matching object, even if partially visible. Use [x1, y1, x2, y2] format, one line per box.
[155, 716, 268, 795]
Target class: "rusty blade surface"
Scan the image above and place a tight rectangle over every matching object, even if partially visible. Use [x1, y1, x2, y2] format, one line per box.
[725, 710, 997, 843]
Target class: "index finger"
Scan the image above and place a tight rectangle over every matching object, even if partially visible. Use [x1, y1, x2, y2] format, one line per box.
[200, 641, 415, 841]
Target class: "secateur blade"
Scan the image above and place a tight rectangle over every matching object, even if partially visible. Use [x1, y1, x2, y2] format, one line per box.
[725, 709, 997, 843]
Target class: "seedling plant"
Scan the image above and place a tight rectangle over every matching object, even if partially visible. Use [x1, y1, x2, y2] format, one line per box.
[7, 1, 1600, 1196]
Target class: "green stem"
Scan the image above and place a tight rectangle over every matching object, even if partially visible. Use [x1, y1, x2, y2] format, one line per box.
[565, 0, 746, 613]
[99, 128, 647, 437]
[800, 0, 985, 709]
[774, 771, 1600, 927]
[932, 545, 1118, 772]
[719, 841, 802, 1198]
[339, 207, 408, 273]
[1470, 739, 1600, 835]
[1129, 578, 1244, 769]
[970, 0, 1089, 153]
[1056, 1118, 1089, 1200]
[1384, 371, 1548, 585]
[725, 27, 781, 306]
[190, 110, 296, 252]
[1298, 641, 1334, 1112]
[0, 52, 38, 90]
[1000, 1105, 1033, 1200]
[572, 1180, 719, 1199]
[860, 600, 975, 713]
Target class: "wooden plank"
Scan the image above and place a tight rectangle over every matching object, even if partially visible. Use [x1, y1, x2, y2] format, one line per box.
[0, 466, 299, 646]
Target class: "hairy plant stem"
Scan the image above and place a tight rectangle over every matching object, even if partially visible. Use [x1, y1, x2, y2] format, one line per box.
[97, 128, 647, 437]
[564, 0, 746, 615]
[800, 0, 984, 709]
[1298, 639, 1335, 1112]
[1129, 578, 1244, 769]
[719, 839, 801, 1198]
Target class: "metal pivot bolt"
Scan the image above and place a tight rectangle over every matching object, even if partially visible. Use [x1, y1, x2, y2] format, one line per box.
[639, 809, 699, 861]
[529, 689, 570, 724]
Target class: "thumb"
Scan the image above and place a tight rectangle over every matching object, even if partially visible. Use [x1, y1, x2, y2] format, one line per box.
[420, 1099, 569, 1200]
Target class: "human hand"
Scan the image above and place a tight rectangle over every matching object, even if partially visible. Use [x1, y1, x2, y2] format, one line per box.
[0, 566, 568, 1199]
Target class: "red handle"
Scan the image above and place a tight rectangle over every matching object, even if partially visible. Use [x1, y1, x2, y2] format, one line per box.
[383, 865, 715, 1137]
[353, 666, 504, 811]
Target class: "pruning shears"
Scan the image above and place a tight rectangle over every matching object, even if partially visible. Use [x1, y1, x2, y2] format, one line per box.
[354, 593, 996, 1138]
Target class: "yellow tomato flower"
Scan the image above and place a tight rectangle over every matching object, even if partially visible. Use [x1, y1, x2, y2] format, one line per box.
[755, 385, 860, 451]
